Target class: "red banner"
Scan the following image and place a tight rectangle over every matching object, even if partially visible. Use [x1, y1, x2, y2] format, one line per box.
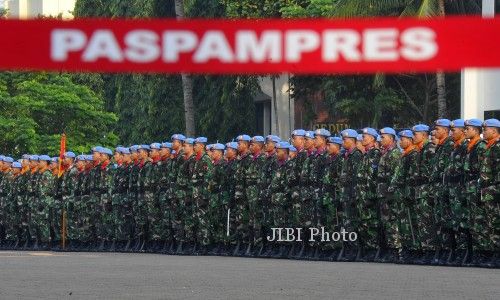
[1, 17, 499, 74]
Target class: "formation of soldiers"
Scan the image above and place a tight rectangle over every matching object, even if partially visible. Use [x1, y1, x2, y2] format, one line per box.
[0, 118, 498, 268]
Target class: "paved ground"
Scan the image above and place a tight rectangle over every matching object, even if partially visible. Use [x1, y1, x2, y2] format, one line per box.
[0, 251, 498, 299]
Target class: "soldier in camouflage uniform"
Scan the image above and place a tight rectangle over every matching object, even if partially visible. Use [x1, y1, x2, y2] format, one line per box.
[389, 130, 420, 262]
[258, 135, 280, 256]
[206, 143, 227, 254]
[169, 134, 185, 253]
[5, 162, 22, 247]
[157, 142, 173, 253]
[191, 137, 212, 254]
[308, 129, 330, 258]
[431, 119, 455, 263]
[411, 124, 438, 263]
[175, 138, 196, 254]
[321, 136, 344, 258]
[57, 152, 76, 247]
[67, 155, 86, 246]
[110, 147, 130, 250]
[146, 143, 164, 250]
[375, 128, 401, 262]
[232, 134, 252, 256]
[34, 155, 54, 249]
[243, 136, 265, 256]
[269, 142, 294, 258]
[477, 119, 500, 267]
[224, 142, 239, 254]
[0, 157, 8, 245]
[135, 144, 154, 251]
[0, 157, 13, 246]
[126, 145, 140, 250]
[289, 129, 307, 257]
[89, 147, 113, 250]
[462, 119, 487, 264]
[337, 129, 363, 261]
[444, 119, 468, 264]
[356, 128, 381, 260]
[26, 155, 41, 249]
[297, 131, 317, 257]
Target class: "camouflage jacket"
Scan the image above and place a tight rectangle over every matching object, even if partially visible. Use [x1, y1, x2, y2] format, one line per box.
[445, 139, 468, 184]
[479, 138, 500, 200]
[339, 148, 363, 200]
[38, 170, 55, 205]
[357, 146, 381, 200]
[310, 148, 330, 188]
[61, 166, 78, 198]
[390, 147, 419, 200]
[431, 137, 454, 185]
[322, 153, 343, 200]
[112, 164, 129, 194]
[299, 150, 316, 186]
[259, 153, 277, 200]
[223, 158, 238, 208]
[416, 141, 436, 185]
[376, 145, 401, 198]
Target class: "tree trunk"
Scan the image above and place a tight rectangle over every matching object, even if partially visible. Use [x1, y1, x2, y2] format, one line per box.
[174, 0, 195, 136]
[436, 71, 446, 118]
[436, 0, 447, 119]
[272, 76, 280, 137]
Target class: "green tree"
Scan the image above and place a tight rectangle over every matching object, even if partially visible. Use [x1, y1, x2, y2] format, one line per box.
[0, 72, 117, 156]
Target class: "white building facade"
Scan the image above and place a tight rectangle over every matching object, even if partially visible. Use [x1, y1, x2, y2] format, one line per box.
[3, 0, 75, 19]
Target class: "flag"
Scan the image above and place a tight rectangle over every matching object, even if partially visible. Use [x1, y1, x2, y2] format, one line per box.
[58, 133, 66, 177]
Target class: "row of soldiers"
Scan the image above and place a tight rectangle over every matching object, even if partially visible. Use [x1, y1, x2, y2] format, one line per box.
[0, 118, 498, 267]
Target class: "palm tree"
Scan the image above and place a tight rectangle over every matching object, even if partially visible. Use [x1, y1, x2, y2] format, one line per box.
[174, 0, 196, 136]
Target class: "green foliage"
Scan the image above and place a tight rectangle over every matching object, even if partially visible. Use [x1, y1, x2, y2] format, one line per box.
[0, 72, 117, 156]
[72, 0, 260, 144]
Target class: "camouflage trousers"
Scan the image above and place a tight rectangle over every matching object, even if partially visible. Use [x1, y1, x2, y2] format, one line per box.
[318, 192, 340, 250]
[28, 197, 51, 242]
[51, 199, 63, 242]
[4, 199, 20, 241]
[134, 192, 148, 239]
[112, 193, 134, 241]
[415, 184, 440, 251]
[339, 184, 360, 237]
[450, 182, 470, 249]
[228, 192, 248, 245]
[193, 195, 210, 246]
[208, 194, 227, 244]
[158, 192, 174, 242]
[98, 196, 114, 241]
[357, 196, 379, 249]
[397, 195, 420, 250]
[300, 185, 317, 245]
[173, 189, 195, 243]
[147, 192, 162, 241]
[86, 194, 101, 241]
[471, 186, 499, 251]
[378, 195, 401, 249]
[246, 185, 262, 245]
[290, 187, 301, 229]
[68, 195, 91, 242]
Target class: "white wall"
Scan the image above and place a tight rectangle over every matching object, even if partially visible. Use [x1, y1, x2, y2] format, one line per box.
[5, 0, 75, 19]
[462, 69, 500, 119]
[461, 0, 500, 120]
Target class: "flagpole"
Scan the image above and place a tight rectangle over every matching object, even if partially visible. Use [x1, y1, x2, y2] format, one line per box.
[59, 133, 67, 250]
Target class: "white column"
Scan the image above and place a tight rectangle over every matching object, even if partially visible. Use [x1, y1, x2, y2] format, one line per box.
[461, 0, 500, 119]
